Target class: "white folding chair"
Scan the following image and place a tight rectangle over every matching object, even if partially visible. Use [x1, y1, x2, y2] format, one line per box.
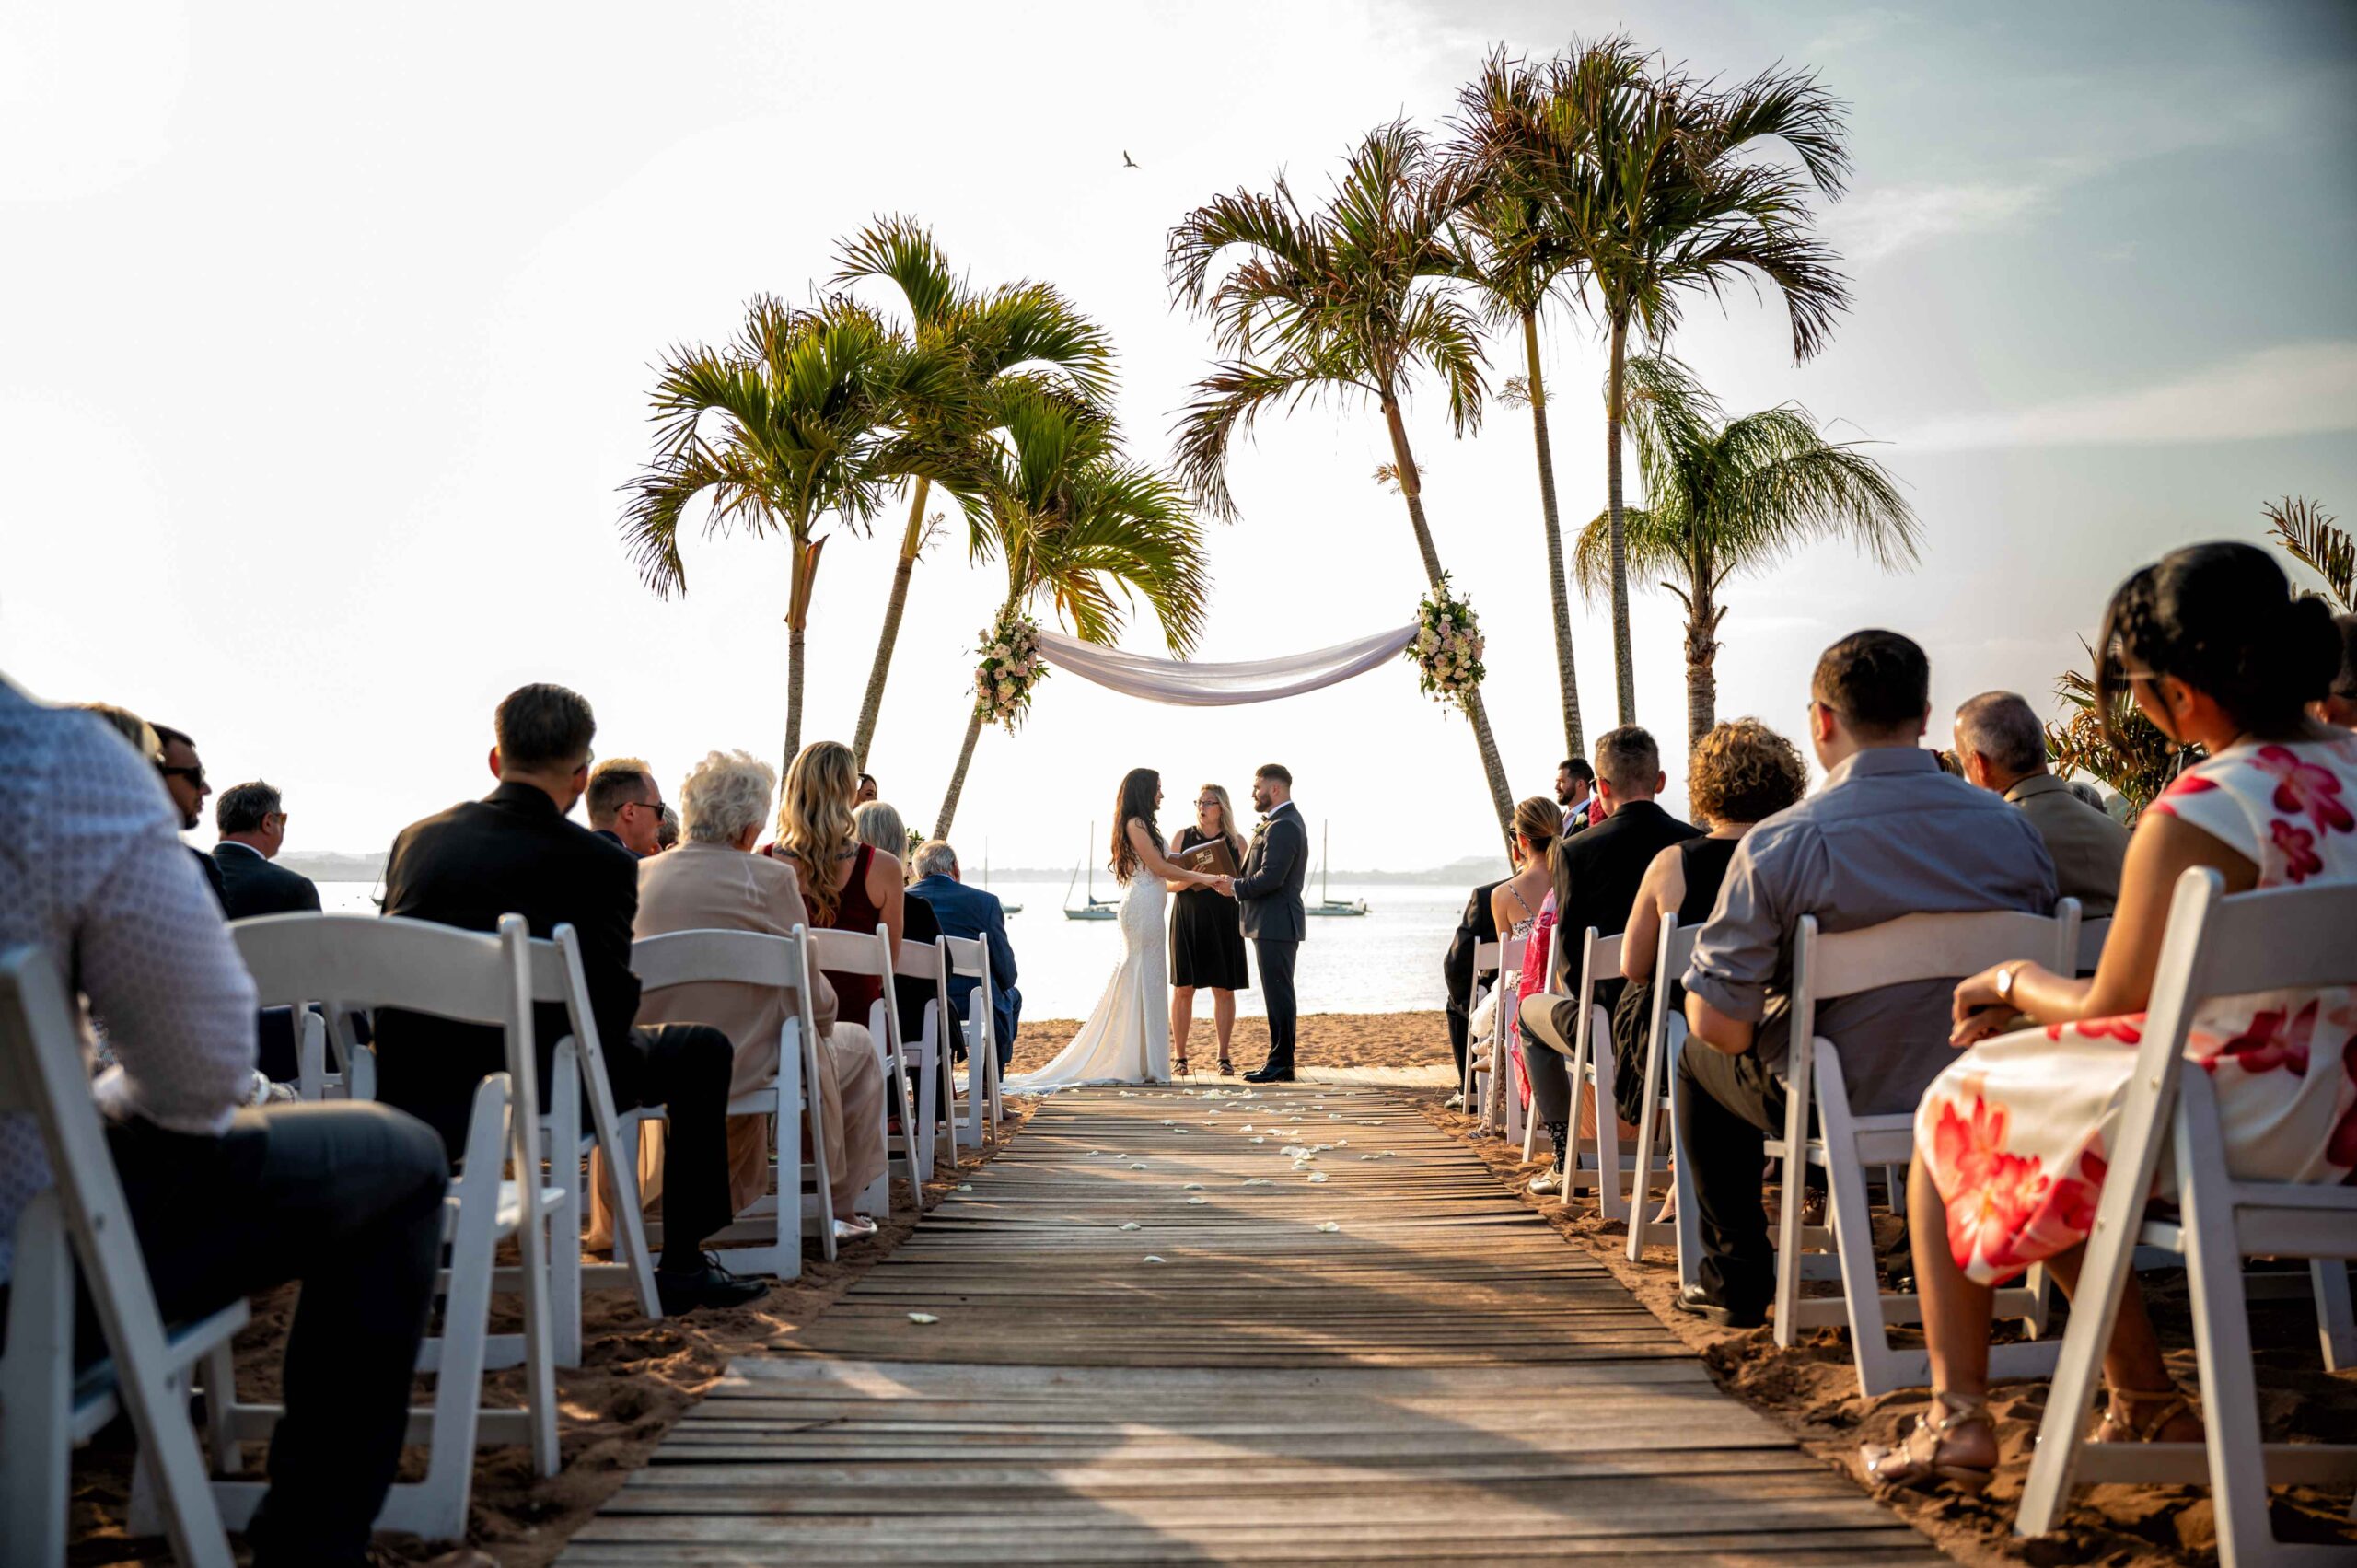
[1472, 935, 1526, 1139]
[1559, 928, 1638, 1218]
[943, 935, 1005, 1146]
[807, 925, 923, 1219]
[2075, 914, 2113, 974]
[897, 935, 958, 1176]
[513, 927, 660, 1366]
[1463, 938, 1500, 1116]
[2017, 870, 2357, 1565]
[1, 946, 241, 1568]
[631, 926, 833, 1276]
[219, 912, 560, 1540]
[1627, 918, 1701, 1267]
[1770, 903, 2079, 1396]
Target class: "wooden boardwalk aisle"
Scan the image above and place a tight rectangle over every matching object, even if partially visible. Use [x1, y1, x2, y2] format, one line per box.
[557, 1085, 1940, 1565]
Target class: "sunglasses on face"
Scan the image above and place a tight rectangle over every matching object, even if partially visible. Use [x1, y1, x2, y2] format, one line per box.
[157, 764, 206, 787]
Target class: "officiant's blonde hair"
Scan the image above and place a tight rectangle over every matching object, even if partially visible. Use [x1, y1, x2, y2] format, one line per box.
[1198, 783, 1246, 859]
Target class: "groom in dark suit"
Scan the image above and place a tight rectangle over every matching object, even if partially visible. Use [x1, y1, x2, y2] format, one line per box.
[1234, 762, 1308, 1083]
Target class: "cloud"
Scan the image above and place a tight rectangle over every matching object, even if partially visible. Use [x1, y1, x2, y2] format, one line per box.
[1898, 341, 2357, 452]
[1824, 178, 2055, 263]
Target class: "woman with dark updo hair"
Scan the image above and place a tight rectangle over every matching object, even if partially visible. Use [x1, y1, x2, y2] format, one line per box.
[1865, 541, 2357, 1492]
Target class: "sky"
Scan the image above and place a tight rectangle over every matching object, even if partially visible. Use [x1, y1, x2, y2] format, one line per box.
[4, 0, 2353, 874]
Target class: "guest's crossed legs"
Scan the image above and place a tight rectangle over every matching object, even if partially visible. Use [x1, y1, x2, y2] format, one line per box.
[607, 1021, 736, 1269]
[101, 1101, 448, 1568]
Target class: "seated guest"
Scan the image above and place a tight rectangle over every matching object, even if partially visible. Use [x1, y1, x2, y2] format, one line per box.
[1519, 726, 1701, 1194]
[1613, 719, 1807, 1130]
[2317, 612, 2357, 726]
[854, 799, 940, 1050]
[374, 684, 761, 1311]
[770, 741, 905, 1036]
[1954, 690, 2131, 916]
[656, 802, 681, 852]
[2, 676, 447, 1568]
[1867, 544, 2355, 1490]
[1484, 797, 1562, 1117]
[1441, 874, 1504, 1101]
[214, 780, 321, 917]
[2065, 778, 2107, 811]
[633, 749, 885, 1241]
[1677, 631, 2055, 1328]
[908, 839, 1022, 1072]
[586, 756, 666, 857]
[104, 714, 228, 908]
[1557, 757, 1596, 832]
[855, 772, 878, 807]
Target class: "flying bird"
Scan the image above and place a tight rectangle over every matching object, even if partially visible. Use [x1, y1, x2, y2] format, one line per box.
[1122, 150, 1140, 169]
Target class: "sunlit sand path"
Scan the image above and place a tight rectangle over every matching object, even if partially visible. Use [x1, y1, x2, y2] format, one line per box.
[555, 1085, 1941, 1564]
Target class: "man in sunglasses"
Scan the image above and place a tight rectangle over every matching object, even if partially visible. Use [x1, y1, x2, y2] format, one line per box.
[153, 722, 227, 908]
[587, 757, 667, 858]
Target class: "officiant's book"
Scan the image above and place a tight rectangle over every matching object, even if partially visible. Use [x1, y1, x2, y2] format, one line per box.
[1170, 836, 1240, 878]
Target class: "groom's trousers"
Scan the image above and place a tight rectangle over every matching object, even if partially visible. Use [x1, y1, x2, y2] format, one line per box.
[1255, 937, 1299, 1071]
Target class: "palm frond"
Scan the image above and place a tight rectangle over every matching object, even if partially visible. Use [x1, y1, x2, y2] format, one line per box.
[1570, 505, 1686, 596]
[830, 215, 961, 329]
[2265, 494, 2353, 610]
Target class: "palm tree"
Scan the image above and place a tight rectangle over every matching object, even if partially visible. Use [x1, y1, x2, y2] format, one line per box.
[1465, 37, 1854, 727]
[1167, 120, 1517, 844]
[621, 294, 960, 773]
[934, 385, 1210, 839]
[1448, 49, 1592, 763]
[1571, 354, 1916, 744]
[2265, 494, 2352, 610]
[831, 217, 1119, 767]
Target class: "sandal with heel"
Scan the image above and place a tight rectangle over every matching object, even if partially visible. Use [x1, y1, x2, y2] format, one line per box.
[1861, 1389, 1997, 1494]
[2096, 1384, 2201, 1445]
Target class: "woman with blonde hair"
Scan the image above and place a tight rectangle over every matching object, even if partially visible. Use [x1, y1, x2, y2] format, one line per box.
[772, 741, 905, 1031]
[1170, 782, 1250, 1075]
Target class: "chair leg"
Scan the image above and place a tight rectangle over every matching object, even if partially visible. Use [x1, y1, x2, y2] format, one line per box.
[200, 1342, 241, 1476]
[2, 1193, 75, 1568]
[2313, 1260, 2355, 1373]
[1591, 1011, 1624, 1222]
[1668, 1044, 1703, 1295]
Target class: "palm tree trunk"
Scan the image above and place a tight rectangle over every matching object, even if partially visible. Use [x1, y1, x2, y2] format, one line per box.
[851, 479, 931, 769]
[933, 705, 986, 841]
[1606, 309, 1637, 727]
[1684, 545, 1719, 748]
[1381, 395, 1515, 852]
[1521, 311, 1584, 762]
[783, 535, 827, 774]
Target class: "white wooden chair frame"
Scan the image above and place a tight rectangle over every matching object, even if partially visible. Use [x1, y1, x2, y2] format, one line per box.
[806, 924, 923, 1220]
[1470, 935, 1526, 1140]
[1, 946, 242, 1568]
[1626, 917, 1703, 1269]
[2017, 869, 2357, 1565]
[1462, 938, 1499, 1120]
[216, 912, 560, 1541]
[629, 926, 833, 1277]
[1770, 904, 2079, 1397]
[897, 935, 960, 1176]
[1559, 928, 1640, 1218]
[943, 935, 1005, 1146]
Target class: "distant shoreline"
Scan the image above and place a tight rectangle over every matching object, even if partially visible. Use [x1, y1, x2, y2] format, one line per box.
[283, 852, 1513, 888]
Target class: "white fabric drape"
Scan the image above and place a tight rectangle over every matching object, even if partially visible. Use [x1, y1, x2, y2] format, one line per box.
[1035, 625, 1417, 707]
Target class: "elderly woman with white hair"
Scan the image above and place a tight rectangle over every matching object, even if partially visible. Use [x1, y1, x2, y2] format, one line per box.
[621, 749, 888, 1245]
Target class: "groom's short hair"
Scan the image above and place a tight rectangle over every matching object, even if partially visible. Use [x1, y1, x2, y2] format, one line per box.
[1255, 762, 1292, 786]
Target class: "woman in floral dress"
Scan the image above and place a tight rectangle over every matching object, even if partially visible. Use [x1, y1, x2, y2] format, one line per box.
[1865, 541, 2356, 1492]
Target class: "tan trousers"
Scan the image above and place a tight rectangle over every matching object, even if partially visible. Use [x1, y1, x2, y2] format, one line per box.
[587, 1019, 888, 1246]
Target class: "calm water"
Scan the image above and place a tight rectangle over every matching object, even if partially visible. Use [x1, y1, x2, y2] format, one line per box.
[319, 877, 1466, 1020]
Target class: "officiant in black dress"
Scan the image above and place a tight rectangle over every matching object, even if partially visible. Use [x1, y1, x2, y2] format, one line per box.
[1169, 783, 1250, 1075]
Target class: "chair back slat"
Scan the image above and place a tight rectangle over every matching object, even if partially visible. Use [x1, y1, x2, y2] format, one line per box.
[941, 934, 988, 980]
[232, 912, 516, 1023]
[1803, 904, 2080, 1002]
[1472, 939, 1501, 976]
[2179, 881, 2357, 999]
[807, 924, 894, 981]
[631, 927, 808, 993]
[897, 939, 943, 981]
[2075, 916, 2112, 973]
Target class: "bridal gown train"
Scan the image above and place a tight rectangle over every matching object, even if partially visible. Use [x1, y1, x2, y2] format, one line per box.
[1005, 875, 1170, 1092]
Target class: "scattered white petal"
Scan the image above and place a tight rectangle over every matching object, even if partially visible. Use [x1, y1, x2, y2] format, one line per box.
[1243, 1178, 1272, 1186]
[1142, 1254, 1167, 1264]
[1129, 1164, 1149, 1171]
[1181, 1183, 1204, 1191]
[1306, 1172, 1329, 1184]
[907, 1312, 941, 1325]
[1120, 1221, 1143, 1231]
[1237, 1123, 1254, 1132]
[1186, 1197, 1209, 1206]
[1335, 1139, 1349, 1147]
[956, 1182, 974, 1191]
[1317, 1222, 1341, 1234]
[1248, 1137, 1266, 1144]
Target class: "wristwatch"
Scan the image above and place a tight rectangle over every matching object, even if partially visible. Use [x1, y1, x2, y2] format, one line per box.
[1993, 961, 2023, 1005]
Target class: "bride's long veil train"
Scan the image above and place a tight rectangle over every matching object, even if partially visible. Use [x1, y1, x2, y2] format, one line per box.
[1004, 870, 1171, 1092]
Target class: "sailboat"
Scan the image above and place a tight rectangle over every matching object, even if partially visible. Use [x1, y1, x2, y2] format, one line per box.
[1062, 822, 1118, 921]
[1306, 821, 1370, 917]
[983, 842, 1021, 916]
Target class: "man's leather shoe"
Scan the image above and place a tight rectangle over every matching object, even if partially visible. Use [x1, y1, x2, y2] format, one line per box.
[656, 1255, 769, 1313]
[1243, 1065, 1295, 1083]
[1671, 1284, 1766, 1330]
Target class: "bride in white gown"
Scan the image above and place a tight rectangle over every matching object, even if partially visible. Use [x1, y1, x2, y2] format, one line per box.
[1007, 769, 1232, 1093]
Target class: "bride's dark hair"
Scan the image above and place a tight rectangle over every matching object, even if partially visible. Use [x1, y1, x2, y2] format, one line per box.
[1109, 768, 1163, 885]
[2096, 540, 2339, 749]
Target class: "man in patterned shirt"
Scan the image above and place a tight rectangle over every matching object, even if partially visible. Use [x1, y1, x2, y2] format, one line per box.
[0, 676, 449, 1567]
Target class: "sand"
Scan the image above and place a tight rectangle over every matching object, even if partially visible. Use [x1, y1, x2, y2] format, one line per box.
[1011, 1008, 1455, 1077]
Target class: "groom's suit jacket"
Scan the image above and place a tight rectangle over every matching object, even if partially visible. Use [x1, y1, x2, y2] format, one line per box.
[1234, 800, 1308, 942]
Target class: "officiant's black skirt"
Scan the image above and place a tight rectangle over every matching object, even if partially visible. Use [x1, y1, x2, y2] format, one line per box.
[1171, 885, 1250, 991]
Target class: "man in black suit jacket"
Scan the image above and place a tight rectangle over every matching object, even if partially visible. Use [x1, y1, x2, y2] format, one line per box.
[373, 684, 761, 1312]
[1518, 726, 1701, 1192]
[213, 780, 323, 918]
[1235, 763, 1309, 1082]
[1443, 879, 1504, 1095]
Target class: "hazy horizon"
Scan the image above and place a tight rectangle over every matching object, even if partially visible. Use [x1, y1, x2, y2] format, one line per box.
[5, 1, 2352, 872]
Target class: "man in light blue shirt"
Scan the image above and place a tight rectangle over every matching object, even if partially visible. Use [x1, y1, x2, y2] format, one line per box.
[1673, 631, 2057, 1327]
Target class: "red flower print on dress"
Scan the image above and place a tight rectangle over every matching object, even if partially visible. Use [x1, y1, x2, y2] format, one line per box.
[2270, 819, 2325, 884]
[2252, 745, 2354, 836]
[1931, 1094, 2055, 1274]
[2145, 769, 2220, 819]
[2046, 1014, 2144, 1045]
[2212, 1000, 2320, 1075]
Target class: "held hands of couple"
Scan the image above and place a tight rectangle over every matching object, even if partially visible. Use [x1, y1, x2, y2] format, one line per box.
[1208, 873, 1236, 898]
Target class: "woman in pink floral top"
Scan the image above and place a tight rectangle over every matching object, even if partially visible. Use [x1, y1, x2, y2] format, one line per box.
[1865, 541, 2356, 1493]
